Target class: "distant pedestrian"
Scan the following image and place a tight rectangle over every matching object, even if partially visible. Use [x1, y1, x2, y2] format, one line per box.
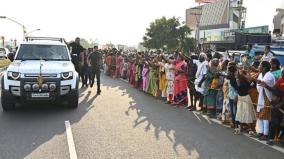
[80, 48, 90, 88]
[247, 44, 255, 65]
[116, 52, 123, 78]
[261, 46, 274, 62]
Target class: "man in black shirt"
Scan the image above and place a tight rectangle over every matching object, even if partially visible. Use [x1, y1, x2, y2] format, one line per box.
[88, 46, 102, 95]
[69, 37, 84, 75]
[186, 54, 198, 111]
[80, 48, 89, 88]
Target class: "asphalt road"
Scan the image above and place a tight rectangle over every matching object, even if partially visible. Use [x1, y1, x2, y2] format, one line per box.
[0, 74, 283, 159]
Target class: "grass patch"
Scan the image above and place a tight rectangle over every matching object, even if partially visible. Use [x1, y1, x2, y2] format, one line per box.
[0, 58, 11, 68]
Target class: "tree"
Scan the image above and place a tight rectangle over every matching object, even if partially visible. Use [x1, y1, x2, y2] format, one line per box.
[80, 38, 94, 48]
[105, 43, 115, 49]
[142, 17, 195, 52]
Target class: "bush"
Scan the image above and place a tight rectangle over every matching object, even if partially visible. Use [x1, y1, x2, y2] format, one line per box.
[0, 59, 11, 68]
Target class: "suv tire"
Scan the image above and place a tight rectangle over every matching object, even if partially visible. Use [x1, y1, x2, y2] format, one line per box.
[68, 90, 79, 109]
[1, 90, 15, 111]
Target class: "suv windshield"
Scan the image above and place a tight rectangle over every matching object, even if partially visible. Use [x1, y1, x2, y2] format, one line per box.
[15, 44, 70, 61]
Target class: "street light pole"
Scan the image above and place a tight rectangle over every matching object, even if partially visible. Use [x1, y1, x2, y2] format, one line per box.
[190, 5, 202, 51]
[0, 16, 27, 40]
[27, 29, 40, 36]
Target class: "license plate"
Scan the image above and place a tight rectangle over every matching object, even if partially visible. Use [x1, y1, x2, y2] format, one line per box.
[31, 93, 50, 98]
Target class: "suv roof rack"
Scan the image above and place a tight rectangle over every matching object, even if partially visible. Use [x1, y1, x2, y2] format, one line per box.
[25, 37, 65, 43]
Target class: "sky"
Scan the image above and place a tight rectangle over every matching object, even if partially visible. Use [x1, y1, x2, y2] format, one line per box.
[0, 0, 283, 46]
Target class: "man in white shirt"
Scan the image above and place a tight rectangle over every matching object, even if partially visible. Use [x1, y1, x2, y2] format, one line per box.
[256, 61, 275, 140]
[193, 53, 208, 111]
[261, 46, 274, 62]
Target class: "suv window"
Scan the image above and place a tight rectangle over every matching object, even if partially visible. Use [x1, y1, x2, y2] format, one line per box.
[15, 44, 70, 61]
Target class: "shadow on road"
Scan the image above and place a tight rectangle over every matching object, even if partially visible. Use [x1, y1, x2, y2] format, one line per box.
[0, 87, 96, 159]
[99, 74, 284, 159]
[100, 75, 205, 158]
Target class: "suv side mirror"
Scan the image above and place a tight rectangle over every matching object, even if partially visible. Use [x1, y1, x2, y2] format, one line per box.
[7, 52, 15, 62]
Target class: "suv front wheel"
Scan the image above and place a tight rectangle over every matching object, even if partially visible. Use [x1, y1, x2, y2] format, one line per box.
[1, 90, 16, 111]
[67, 90, 79, 109]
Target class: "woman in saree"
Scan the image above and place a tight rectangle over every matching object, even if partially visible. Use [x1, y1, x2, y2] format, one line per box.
[116, 52, 123, 78]
[203, 58, 220, 117]
[146, 57, 159, 97]
[126, 59, 132, 83]
[158, 59, 167, 99]
[106, 53, 112, 76]
[110, 53, 117, 78]
[142, 60, 150, 92]
[270, 58, 281, 81]
[130, 60, 136, 86]
[247, 61, 260, 109]
[172, 53, 188, 106]
[134, 58, 143, 89]
[216, 60, 229, 117]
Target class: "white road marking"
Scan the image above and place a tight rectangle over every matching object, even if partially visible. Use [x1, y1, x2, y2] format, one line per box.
[210, 118, 223, 125]
[65, 121, 78, 159]
[243, 134, 284, 154]
[192, 111, 284, 154]
[201, 114, 212, 124]
[120, 78, 128, 83]
[193, 111, 202, 122]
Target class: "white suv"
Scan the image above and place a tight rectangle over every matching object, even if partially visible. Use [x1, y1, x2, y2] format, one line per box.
[1, 37, 79, 111]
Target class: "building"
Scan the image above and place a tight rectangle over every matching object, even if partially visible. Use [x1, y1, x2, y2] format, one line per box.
[185, 6, 203, 38]
[273, 8, 284, 36]
[198, 0, 245, 44]
[186, 0, 247, 50]
[186, 0, 270, 51]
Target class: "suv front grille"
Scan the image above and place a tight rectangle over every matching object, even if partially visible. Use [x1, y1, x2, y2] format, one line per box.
[24, 74, 58, 78]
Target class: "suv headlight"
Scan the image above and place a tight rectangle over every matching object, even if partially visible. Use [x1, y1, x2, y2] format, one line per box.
[7, 71, 21, 80]
[61, 71, 73, 80]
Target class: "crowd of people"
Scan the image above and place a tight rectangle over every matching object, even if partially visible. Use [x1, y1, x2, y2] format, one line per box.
[68, 37, 284, 147]
[102, 45, 284, 147]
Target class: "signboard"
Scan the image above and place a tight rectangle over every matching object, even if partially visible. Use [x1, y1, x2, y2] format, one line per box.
[224, 30, 235, 42]
[236, 26, 269, 34]
[195, 0, 218, 3]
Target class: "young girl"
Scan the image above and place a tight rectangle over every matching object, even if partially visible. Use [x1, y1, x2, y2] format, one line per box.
[164, 56, 175, 104]
[230, 69, 257, 134]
